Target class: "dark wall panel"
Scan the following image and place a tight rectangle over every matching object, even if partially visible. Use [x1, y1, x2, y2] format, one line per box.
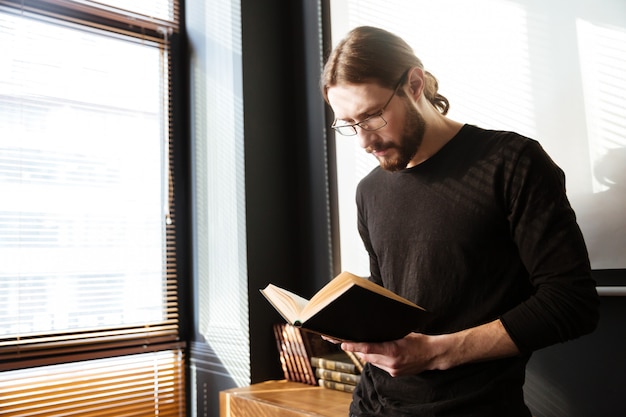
[525, 296, 626, 417]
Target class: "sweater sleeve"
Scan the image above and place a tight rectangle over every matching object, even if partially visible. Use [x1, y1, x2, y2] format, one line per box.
[499, 141, 599, 353]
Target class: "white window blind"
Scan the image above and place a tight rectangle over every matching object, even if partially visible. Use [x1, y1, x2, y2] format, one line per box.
[0, 0, 181, 383]
[0, 0, 184, 414]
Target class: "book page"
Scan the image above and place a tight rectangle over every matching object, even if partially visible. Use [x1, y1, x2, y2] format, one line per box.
[302, 272, 421, 320]
[303, 273, 356, 317]
[261, 284, 310, 324]
[350, 275, 421, 307]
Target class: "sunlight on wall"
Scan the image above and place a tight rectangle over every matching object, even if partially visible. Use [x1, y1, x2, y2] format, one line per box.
[332, 0, 535, 276]
[577, 20, 626, 193]
[331, 0, 626, 273]
[189, 0, 250, 387]
[575, 19, 626, 268]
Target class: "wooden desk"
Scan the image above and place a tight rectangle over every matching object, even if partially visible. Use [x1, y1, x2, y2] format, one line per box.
[220, 380, 352, 417]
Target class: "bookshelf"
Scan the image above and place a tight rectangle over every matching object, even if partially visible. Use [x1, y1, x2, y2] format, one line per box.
[219, 380, 352, 417]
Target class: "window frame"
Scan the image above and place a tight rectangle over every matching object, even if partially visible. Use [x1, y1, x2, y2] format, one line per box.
[0, 0, 186, 372]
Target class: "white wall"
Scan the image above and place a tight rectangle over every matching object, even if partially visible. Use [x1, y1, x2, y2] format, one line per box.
[330, 0, 626, 274]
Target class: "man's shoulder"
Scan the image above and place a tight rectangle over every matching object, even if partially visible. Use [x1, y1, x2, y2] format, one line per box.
[463, 124, 537, 150]
[355, 126, 544, 194]
[356, 165, 385, 193]
[458, 125, 547, 168]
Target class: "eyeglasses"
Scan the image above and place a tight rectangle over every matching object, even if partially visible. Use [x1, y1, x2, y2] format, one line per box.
[331, 70, 409, 136]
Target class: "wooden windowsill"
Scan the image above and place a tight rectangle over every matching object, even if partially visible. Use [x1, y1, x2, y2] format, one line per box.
[220, 380, 352, 417]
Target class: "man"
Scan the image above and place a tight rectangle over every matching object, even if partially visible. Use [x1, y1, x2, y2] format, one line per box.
[321, 26, 599, 417]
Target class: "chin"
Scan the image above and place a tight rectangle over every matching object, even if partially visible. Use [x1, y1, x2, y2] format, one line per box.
[379, 159, 407, 172]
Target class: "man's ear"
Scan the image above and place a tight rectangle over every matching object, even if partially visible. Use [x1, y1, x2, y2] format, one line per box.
[407, 67, 425, 98]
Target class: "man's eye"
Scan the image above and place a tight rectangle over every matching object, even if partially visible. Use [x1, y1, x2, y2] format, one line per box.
[358, 114, 374, 125]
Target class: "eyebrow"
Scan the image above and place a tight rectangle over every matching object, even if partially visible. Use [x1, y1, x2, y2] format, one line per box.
[336, 106, 381, 124]
[334, 69, 410, 125]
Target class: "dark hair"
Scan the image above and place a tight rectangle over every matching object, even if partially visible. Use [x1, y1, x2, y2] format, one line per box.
[322, 26, 449, 115]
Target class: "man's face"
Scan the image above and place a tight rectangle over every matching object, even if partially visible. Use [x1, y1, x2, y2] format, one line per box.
[327, 82, 426, 172]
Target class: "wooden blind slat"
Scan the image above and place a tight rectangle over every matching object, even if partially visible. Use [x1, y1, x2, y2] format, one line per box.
[0, 350, 185, 417]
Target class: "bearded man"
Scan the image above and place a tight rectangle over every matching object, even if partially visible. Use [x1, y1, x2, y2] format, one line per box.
[321, 26, 599, 417]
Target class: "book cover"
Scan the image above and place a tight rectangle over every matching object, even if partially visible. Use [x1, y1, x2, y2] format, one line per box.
[261, 271, 427, 342]
[284, 324, 317, 385]
[315, 368, 361, 385]
[318, 379, 356, 393]
[272, 323, 298, 382]
[310, 352, 361, 375]
[273, 324, 340, 385]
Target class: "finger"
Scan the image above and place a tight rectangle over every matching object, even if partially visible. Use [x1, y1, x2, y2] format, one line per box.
[321, 335, 342, 344]
[342, 341, 383, 354]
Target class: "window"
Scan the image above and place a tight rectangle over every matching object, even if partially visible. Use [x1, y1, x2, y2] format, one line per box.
[0, 0, 184, 415]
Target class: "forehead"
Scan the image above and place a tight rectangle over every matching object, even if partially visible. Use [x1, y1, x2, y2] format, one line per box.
[327, 82, 390, 121]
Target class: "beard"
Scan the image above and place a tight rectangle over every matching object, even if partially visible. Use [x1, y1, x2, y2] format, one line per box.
[370, 101, 427, 172]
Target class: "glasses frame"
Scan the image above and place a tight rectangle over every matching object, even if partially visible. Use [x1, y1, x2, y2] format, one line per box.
[331, 70, 410, 136]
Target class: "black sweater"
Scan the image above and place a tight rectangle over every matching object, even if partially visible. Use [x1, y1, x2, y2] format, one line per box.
[351, 124, 599, 417]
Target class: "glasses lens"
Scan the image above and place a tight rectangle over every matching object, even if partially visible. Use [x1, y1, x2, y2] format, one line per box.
[359, 115, 386, 131]
[333, 125, 357, 136]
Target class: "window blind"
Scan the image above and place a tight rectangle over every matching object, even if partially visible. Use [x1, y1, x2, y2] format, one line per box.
[0, 350, 186, 417]
[0, 0, 181, 366]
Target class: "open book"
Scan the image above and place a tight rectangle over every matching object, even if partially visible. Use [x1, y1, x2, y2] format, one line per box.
[260, 271, 427, 342]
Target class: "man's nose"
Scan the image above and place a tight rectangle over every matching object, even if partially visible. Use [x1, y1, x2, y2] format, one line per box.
[356, 128, 377, 149]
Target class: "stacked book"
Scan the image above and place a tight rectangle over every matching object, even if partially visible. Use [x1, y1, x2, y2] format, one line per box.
[273, 323, 319, 385]
[310, 351, 364, 393]
[274, 323, 352, 385]
[272, 323, 365, 392]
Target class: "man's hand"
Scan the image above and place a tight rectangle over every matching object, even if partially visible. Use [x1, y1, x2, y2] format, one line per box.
[341, 332, 441, 376]
[340, 319, 520, 377]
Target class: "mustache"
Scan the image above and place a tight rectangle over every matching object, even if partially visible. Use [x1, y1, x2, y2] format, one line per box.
[366, 143, 393, 154]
